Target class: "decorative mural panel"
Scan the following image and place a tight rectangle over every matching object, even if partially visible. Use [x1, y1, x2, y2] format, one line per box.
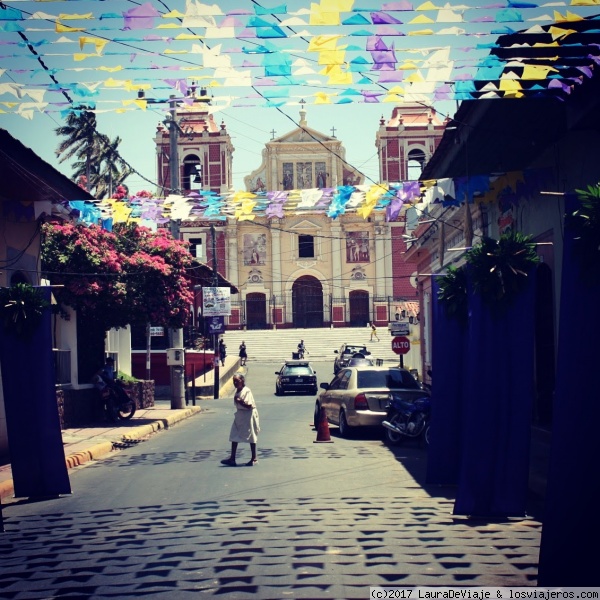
[316, 162, 327, 188]
[243, 233, 267, 266]
[282, 163, 293, 190]
[346, 232, 370, 263]
[249, 171, 267, 193]
[296, 162, 313, 189]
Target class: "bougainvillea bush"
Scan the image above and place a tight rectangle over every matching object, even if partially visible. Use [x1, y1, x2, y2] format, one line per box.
[41, 222, 194, 331]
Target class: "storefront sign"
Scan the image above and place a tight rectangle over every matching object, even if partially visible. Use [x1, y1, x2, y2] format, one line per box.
[203, 287, 231, 316]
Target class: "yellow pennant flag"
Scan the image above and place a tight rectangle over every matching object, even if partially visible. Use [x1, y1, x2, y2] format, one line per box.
[308, 35, 343, 52]
[59, 13, 93, 20]
[56, 22, 85, 33]
[73, 53, 97, 62]
[79, 37, 109, 54]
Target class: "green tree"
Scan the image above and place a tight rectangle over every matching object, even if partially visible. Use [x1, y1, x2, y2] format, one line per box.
[55, 107, 131, 198]
[41, 222, 194, 332]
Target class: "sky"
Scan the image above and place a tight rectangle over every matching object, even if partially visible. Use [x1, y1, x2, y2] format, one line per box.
[3, 92, 419, 193]
[1, 0, 598, 196]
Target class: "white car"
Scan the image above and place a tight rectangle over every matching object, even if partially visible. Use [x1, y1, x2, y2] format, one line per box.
[333, 343, 371, 374]
[314, 366, 428, 438]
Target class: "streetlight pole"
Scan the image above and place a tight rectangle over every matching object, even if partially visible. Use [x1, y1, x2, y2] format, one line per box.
[166, 94, 185, 409]
[211, 223, 220, 399]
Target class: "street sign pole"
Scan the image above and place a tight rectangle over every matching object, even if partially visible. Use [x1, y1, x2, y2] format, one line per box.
[391, 336, 411, 369]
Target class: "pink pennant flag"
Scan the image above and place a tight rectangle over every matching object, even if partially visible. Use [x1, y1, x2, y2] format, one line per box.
[123, 2, 160, 30]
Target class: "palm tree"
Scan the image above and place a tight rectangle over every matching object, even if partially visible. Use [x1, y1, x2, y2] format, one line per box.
[95, 134, 133, 198]
[55, 107, 132, 198]
[70, 134, 132, 198]
[55, 107, 98, 189]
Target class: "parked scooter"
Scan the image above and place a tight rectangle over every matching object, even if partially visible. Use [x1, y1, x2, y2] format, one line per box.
[382, 394, 431, 446]
[103, 379, 136, 423]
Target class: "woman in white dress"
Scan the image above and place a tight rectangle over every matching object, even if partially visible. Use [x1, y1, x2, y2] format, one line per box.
[221, 373, 260, 467]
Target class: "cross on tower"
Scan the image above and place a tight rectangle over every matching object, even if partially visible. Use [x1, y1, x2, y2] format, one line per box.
[330, 126, 337, 138]
[270, 129, 276, 139]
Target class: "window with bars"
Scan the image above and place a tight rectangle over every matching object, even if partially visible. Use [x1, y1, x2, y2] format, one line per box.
[298, 234, 315, 258]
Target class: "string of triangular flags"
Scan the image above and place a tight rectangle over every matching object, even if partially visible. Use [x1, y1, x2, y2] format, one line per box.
[2, 2, 600, 116]
[67, 167, 552, 229]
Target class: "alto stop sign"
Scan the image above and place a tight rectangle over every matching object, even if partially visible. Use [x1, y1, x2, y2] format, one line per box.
[392, 336, 410, 355]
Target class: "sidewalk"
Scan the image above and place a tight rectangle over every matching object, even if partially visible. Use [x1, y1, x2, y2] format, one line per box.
[0, 402, 203, 502]
[0, 356, 243, 502]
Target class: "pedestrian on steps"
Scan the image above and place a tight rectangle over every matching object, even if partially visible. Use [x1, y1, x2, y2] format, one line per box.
[239, 341, 248, 366]
[297, 340, 307, 359]
[219, 338, 227, 367]
[369, 322, 380, 342]
[221, 373, 260, 467]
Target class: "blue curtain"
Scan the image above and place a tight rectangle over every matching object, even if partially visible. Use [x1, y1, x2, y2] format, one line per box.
[538, 196, 600, 585]
[453, 270, 535, 517]
[426, 278, 466, 485]
[0, 289, 71, 498]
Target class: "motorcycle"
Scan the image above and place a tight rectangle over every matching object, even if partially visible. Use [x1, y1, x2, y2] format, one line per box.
[382, 394, 431, 446]
[102, 379, 136, 422]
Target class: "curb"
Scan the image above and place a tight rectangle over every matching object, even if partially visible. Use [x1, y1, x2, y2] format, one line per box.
[121, 406, 202, 441]
[65, 441, 114, 469]
[0, 406, 202, 501]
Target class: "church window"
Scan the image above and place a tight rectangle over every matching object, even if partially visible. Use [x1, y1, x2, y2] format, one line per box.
[298, 234, 315, 258]
[189, 237, 203, 259]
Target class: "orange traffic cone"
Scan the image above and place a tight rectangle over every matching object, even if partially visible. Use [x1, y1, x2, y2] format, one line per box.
[314, 406, 334, 443]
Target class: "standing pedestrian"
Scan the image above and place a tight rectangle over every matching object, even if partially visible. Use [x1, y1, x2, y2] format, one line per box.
[218, 338, 227, 367]
[221, 373, 260, 467]
[238, 341, 248, 366]
[369, 321, 379, 342]
[297, 339, 307, 359]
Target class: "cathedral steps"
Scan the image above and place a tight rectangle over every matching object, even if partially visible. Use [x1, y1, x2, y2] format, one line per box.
[220, 326, 420, 375]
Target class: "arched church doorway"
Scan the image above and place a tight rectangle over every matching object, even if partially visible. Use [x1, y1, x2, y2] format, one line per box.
[292, 276, 323, 328]
[349, 290, 369, 327]
[246, 292, 267, 330]
[534, 263, 555, 426]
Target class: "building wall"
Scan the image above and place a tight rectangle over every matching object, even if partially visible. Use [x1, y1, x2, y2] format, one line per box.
[0, 214, 41, 457]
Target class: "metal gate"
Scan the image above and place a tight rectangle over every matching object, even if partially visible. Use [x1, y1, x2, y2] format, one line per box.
[292, 276, 323, 328]
[349, 290, 369, 327]
[246, 292, 267, 329]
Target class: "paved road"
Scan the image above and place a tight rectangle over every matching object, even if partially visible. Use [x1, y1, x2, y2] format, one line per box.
[0, 363, 542, 598]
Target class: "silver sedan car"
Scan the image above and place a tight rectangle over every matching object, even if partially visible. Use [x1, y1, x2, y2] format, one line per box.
[314, 366, 427, 438]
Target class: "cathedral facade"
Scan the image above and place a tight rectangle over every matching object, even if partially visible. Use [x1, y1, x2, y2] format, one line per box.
[156, 93, 445, 330]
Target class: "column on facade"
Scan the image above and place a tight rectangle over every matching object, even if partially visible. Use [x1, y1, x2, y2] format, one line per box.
[226, 221, 239, 289]
[374, 223, 386, 297]
[382, 223, 394, 298]
[268, 148, 278, 190]
[271, 224, 282, 304]
[331, 222, 342, 290]
[331, 222, 343, 325]
[330, 152, 339, 187]
[226, 222, 240, 327]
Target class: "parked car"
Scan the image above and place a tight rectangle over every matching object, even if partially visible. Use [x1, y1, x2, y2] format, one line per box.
[275, 360, 318, 396]
[333, 343, 371, 374]
[314, 366, 429, 438]
[347, 353, 375, 367]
